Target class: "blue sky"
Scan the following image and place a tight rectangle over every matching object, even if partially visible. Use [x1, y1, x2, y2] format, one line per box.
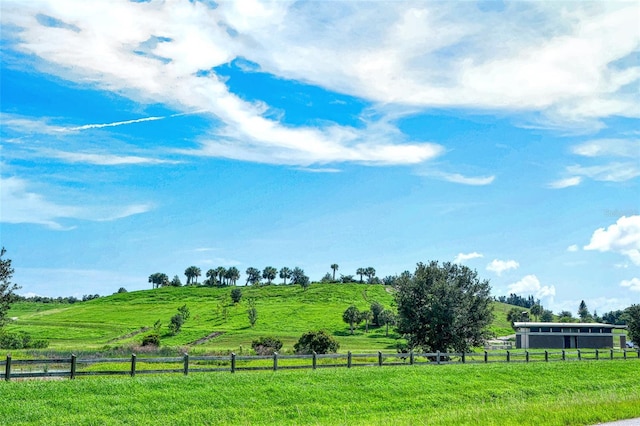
[1, 0, 639, 315]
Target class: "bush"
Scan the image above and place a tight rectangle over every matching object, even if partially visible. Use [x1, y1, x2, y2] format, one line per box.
[169, 314, 185, 334]
[294, 330, 339, 354]
[0, 331, 49, 349]
[141, 333, 160, 347]
[251, 336, 283, 355]
[231, 288, 242, 304]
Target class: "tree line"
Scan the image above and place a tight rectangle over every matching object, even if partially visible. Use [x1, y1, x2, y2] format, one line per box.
[149, 264, 387, 289]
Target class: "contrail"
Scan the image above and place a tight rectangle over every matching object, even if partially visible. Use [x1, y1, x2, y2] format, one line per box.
[64, 110, 208, 131]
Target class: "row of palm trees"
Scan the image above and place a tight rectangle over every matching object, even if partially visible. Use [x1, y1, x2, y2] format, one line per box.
[150, 264, 378, 289]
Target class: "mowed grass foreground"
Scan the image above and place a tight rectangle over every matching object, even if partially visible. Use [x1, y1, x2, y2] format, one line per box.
[2, 361, 639, 425]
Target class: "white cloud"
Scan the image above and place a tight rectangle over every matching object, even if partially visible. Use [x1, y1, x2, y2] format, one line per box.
[487, 259, 520, 276]
[430, 172, 495, 186]
[572, 139, 640, 158]
[566, 162, 640, 183]
[567, 244, 579, 252]
[454, 252, 483, 264]
[507, 275, 556, 300]
[584, 215, 640, 265]
[551, 138, 640, 187]
[548, 176, 582, 189]
[2, 0, 638, 172]
[0, 176, 152, 229]
[620, 277, 640, 292]
[46, 150, 180, 166]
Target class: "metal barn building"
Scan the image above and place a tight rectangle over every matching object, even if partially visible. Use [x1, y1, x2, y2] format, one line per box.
[514, 322, 621, 349]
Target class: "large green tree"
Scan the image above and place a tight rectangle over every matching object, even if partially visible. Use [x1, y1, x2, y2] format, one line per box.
[356, 268, 365, 283]
[0, 248, 20, 329]
[624, 304, 640, 345]
[395, 261, 493, 353]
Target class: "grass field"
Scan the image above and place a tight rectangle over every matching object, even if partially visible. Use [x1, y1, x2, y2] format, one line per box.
[1, 360, 638, 425]
[5, 284, 519, 354]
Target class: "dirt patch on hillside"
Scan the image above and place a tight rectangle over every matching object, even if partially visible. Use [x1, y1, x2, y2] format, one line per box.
[189, 332, 224, 346]
[107, 327, 151, 343]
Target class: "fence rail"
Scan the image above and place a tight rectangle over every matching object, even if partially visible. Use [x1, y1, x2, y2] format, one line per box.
[3, 348, 639, 381]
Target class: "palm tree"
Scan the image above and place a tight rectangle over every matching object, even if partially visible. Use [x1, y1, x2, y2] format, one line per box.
[365, 267, 376, 283]
[356, 268, 365, 283]
[330, 264, 339, 281]
[227, 267, 240, 285]
[279, 267, 291, 285]
[246, 267, 261, 285]
[205, 269, 217, 286]
[215, 266, 226, 285]
[262, 266, 277, 285]
[184, 266, 201, 285]
[148, 272, 169, 289]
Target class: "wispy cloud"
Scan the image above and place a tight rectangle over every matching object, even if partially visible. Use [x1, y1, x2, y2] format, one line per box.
[0, 176, 153, 230]
[3, 1, 637, 170]
[433, 172, 495, 186]
[550, 138, 640, 188]
[63, 110, 207, 132]
[572, 139, 639, 158]
[548, 176, 582, 189]
[46, 150, 181, 166]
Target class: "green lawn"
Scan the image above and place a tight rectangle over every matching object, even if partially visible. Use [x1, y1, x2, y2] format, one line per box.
[5, 284, 521, 354]
[1, 360, 638, 425]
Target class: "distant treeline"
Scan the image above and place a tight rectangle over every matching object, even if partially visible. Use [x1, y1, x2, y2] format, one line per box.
[495, 293, 539, 309]
[14, 294, 101, 304]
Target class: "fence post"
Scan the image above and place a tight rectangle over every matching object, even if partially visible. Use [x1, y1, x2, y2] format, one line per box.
[437, 351, 441, 365]
[378, 351, 383, 367]
[610, 349, 614, 360]
[484, 350, 488, 363]
[70, 354, 76, 380]
[347, 351, 352, 368]
[462, 352, 466, 364]
[577, 349, 581, 361]
[525, 350, 529, 363]
[183, 353, 189, 376]
[506, 350, 510, 363]
[5, 355, 11, 381]
[595, 349, 599, 360]
[130, 354, 137, 377]
[562, 350, 566, 361]
[623, 349, 627, 360]
[637, 349, 640, 359]
[409, 350, 414, 365]
[545, 350, 548, 362]
[312, 351, 317, 370]
[273, 352, 278, 371]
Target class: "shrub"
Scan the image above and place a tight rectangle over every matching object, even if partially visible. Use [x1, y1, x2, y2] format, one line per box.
[0, 331, 48, 349]
[294, 330, 339, 354]
[169, 314, 185, 334]
[141, 333, 160, 347]
[251, 336, 283, 355]
[231, 288, 242, 304]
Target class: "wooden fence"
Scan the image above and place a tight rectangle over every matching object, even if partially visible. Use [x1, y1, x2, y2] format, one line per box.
[2, 348, 639, 381]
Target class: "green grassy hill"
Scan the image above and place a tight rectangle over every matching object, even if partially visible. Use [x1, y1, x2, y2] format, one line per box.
[6, 284, 519, 354]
